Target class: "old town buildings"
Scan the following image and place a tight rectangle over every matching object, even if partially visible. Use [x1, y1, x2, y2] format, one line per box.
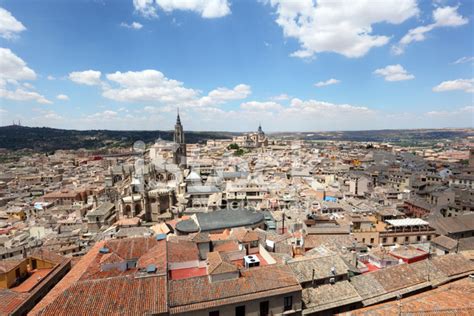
[0, 120, 473, 315]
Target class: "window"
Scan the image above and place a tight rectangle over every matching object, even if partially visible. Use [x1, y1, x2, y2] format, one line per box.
[370, 238, 374, 244]
[382, 237, 387, 244]
[393, 237, 398, 243]
[427, 235, 432, 241]
[235, 305, 245, 316]
[284, 296, 293, 311]
[260, 301, 269, 316]
[362, 238, 366, 243]
[405, 236, 409, 243]
[209, 311, 219, 316]
[417, 236, 421, 242]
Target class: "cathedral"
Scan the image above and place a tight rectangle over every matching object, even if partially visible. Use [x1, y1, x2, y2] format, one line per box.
[112, 111, 187, 222]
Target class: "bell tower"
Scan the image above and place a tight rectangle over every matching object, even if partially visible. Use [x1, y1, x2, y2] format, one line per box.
[173, 109, 186, 167]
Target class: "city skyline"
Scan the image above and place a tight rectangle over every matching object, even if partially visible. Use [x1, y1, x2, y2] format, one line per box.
[0, 0, 473, 131]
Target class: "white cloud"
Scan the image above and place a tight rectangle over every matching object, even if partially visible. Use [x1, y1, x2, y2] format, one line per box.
[392, 6, 468, 55]
[56, 94, 69, 101]
[133, 0, 158, 18]
[0, 48, 51, 104]
[452, 56, 474, 65]
[0, 48, 36, 81]
[286, 98, 373, 115]
[102, 69, 199, 103]
[373, 64, 414, 81]
[121, 21, 143, 29]
[198, 84, 251, 106]
[86, 110, 119, 121]
[69, 70, 102, 86]
[240, 101, 283, 111]
[425, 106, 474, 117]
[0, 7, 26, 39]
[314, 78, 340, 87]
[270, 93, 290, 101]
[133, 0, 231, 19]
[47, 75, 56, 80]
[267, 0, 418, 59]
[91, 69, 251, 107]
[0, 88, 52, 104]
[432, 79, 473, 93]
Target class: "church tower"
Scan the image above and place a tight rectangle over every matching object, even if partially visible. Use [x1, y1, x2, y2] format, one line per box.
[173, 110, 186, 167]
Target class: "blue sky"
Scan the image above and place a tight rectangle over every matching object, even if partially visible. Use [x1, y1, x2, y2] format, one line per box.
[0, 0, 472, 131]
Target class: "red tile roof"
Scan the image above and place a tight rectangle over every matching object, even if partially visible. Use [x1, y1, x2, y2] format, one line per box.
[167, 239, 198, 263]
[0, 289, 30, 315]
[30, 237, 169, 315]
[346, 277, 474, 315]
[169, 264, 301, 313]
[35, 275, 167, 316]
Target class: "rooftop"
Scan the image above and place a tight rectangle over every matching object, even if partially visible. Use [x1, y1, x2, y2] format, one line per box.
[175, 208, 264, 233]
[386, 218, 429, 227]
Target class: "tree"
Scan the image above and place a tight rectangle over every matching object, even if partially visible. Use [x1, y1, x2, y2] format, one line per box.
[228, 143, 240, 150]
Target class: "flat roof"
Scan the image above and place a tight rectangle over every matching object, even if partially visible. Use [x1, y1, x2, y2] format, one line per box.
[386, 218, 428, 227]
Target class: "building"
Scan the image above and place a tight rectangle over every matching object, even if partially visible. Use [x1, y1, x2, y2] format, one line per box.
[429, 213, 474, 239]
[379, 218, 437, 246]
[232, 124, 269, 149]
[86, 202, 116, 232]
[175, 209, 265, 234]
[0, 249, 71, 316]
[174, 111, 187, 167]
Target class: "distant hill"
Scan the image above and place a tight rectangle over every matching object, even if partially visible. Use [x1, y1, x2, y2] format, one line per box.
[271, 128, 474, 144]
[0, 125, 239, 152]
[0, 125, 472, 152]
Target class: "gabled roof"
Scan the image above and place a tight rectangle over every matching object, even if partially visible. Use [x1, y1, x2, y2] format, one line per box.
[207, 252, 238, 275]
[431, 235, 458, 250]
[169, 265, 301, 313]
[35, 275, 167, 316]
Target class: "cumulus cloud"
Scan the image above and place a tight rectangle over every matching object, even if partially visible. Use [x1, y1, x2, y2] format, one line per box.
[56, 94, 69, 101]
[198, 84, 251, 106]
[240, 101, 283, 111]
[0, 48, 51, 104]
[47, 75, 56, 80]
[286, 98, 373, 115]
[102, 69, 200, 103]
[373, 64, 414, 81]
[0, 7, 26, 39]
[69, 70, 102, 86]
[0, 88, 52, 104]
[267, 0, 418, 59]
[68, 69, 251, 107]
[133, 0, 231, 19]
[432, 79, 473, 93]
[392, 6, 468, 55]
[133, 0, 158, 18]
[0, 48, 36, 81]
[314, 78, 340, 87]
[121, 21, 143, 29]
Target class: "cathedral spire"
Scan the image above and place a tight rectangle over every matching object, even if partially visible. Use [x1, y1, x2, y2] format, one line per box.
[176, 108, 181, 125]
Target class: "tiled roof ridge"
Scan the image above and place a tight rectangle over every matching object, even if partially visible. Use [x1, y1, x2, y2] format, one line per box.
[29, 241, 106, 315]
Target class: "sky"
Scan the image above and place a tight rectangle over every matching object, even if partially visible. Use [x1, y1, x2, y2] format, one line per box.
[0, 0, 473, 132]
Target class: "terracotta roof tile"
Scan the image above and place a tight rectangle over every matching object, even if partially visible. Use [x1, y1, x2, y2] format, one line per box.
[35, 275, 167, 316]
[169, 264, 300, 312]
